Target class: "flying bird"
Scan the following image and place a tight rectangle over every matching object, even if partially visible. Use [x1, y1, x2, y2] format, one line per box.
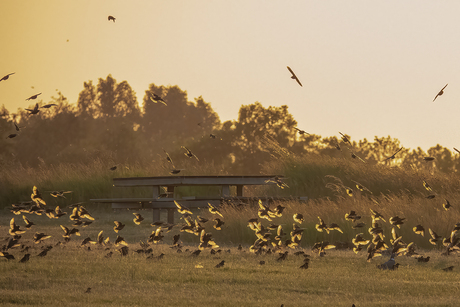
[433, 84, 448, 102]
[41, 103, 57, 108]
[6, 134, 17, 139]
[108, 15, 116, 22]
[150, 93, 167, 105]
[0, 72, 15, 82]
[182, 146, 199, 161]
[26, 93, 42, 101]
[25, 103, 40, 115]
[287, 66, 302, 87]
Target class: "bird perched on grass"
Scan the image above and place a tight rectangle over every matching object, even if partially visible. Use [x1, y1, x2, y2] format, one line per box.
[377, 254, 396, 270]
[0, 72, 15, 82]
[287, 66, 302, 87]
[433, 84, 448, 102]
[108, 15, 116, 22]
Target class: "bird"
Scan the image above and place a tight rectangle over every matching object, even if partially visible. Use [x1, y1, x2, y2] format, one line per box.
[113, 221, 125, 233]
[19, 253, 30, 263]
[294, 127, 309, 135]
[377, 254, 396, 270]
[25, 103, 40, 115]
[108, 15, 116, 22]
[382, 147, 404, 162]
[442, 266, 454, 272]
[433, 84, 448, 102]
[182, 146, 199, 161]
[9, 217, 26, 235]
[6, 134, 18, 139]
[287, 66, 302, 87]
[213, 218, 224, 230]
[345, 210, 361, 223]
[150, 93, 167, 105]
[133, 213, 144, 225]
[215, 260, 225, 268]
[428, 228, 442, 245]
[41, 103, 57, 108]
[315, 217, 329, 233]
[109, 165, 117, 171]
[170, 169, 184, 175]
[413, 225, 425, 237]
[443, 199, 452, 211]
[208, 203, 223, 217]
[85, 287, 92, 294]
[175, 201, 192, 215]
[0, 252, 15, 260]
[26, 93, 42, 101]
[13, 122, 22, 131]
[423, 157, 435, 162]
[50, 190, 72, 198]
[33, 232, 51, 244]
[22, 215, 35, 229]
[0, 72, 15, 82]
[293, 213, 304, 224]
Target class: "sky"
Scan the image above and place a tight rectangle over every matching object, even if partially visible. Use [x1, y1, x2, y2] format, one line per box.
[1, 1, 460, 151]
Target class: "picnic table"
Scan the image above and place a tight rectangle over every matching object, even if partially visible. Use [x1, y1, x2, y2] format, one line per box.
[90, 175, 306, 223]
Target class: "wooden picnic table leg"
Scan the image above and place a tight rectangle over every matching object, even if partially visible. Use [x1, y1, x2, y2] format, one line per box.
[222, 185, 230, 197]
[152, 186, 160, 222]
[167, 208, 175, 224]
[236, 185, 244, 197]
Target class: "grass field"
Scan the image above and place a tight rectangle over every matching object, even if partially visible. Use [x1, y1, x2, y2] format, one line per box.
[2, 151, 460, 306]
[1, 203, 460, 307]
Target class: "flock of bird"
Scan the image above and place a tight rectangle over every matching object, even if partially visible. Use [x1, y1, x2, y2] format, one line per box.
[1, 15, 458, 307]
[2, 174, 460, 276]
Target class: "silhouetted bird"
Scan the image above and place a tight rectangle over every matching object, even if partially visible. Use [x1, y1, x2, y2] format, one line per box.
[108, 15, 116, 22]
[182, 146, 199, 161]
[41, 103, 57, 108]
[215, 260, 225, 268]
[0, 252, 15, 260]
[377, 254, 396, 270]
[287, 66, 302, 87]
[6, 134, 17, 139]
[433, 84, 448, 102]
[26, 93, 42, 101]
[442, 266, 454, 272]
[0, 72, 15, 82]
[150, 93, 167, 105]
[110, 166, 117, 171]
[294, 127, 309, 135]
[19, 253, 30, 263]
[85, 287, 92, 293]
[382, 147, 404, 162]
[25, 103, 40, 115]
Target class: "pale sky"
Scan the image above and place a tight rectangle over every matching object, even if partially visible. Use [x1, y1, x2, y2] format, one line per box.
[1, 1, 460, 151]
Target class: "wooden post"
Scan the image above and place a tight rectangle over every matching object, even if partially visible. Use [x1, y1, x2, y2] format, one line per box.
[236, 185, 244, 197]
[222, 185, 230, 197]
[152, 186, 160, 222]
[167, 208, 175, 224]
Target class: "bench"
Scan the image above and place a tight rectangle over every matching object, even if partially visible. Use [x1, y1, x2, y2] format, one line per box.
[90, 175, 307, 223]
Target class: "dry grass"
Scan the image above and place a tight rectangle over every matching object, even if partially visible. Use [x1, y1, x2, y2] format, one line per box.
[2, 148, 460, 306]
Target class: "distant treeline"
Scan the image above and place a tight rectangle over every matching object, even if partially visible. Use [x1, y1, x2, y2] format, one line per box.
[1, 74, 459, 174]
